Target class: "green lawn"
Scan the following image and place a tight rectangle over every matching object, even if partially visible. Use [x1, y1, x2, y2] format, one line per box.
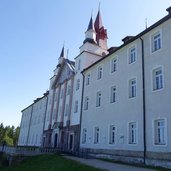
[0, 154, 102, 171]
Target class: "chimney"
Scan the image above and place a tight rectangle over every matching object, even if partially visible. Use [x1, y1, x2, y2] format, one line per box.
[166, 7, 171, 15]
[122, 36, 134, 44]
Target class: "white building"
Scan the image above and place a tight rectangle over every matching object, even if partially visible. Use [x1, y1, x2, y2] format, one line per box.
[18, 6, 171, 167]
[80, 6, 171, 167]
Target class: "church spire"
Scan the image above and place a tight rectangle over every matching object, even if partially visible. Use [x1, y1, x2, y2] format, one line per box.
[83, 15, 96, 44]
[58, 46, 65, 64]
[94, 8, 108, 49]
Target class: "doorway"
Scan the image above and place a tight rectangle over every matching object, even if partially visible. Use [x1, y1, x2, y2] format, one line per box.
[69, 133, 74, 151]
[54, 133, 58, 148]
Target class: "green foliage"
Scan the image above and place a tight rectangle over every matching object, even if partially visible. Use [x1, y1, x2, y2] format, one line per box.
[0, 123, 20, 146]
[0, 154, 102, 171]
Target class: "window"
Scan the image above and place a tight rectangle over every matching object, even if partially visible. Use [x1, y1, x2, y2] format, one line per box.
[154, 119, 166, 145]
[109, 125, 116, 144]
[67, 85, 71, 95]
[96, 91, 101, 107]
[111, 57, 117, 73]
[82, 128, 87, 144]
[110, 86, 116, 103]
[74, 100, 78, 113]
[129, 78, 136, 98]
[65, 104, 69, 116]
[86, 74, 90, 85]
[128, 46, 136, 64]
[78, 59, 81, 70]
[76, 79, 80, 90]
[151, 31, 161, 52]
[61, 89, 64, 99]
[94, 127, 100, 144]
[97, 65, 103, 80]
[84, 96, 89, 110]
[129, 122, 137, 144]
[153, 67, 163, 91]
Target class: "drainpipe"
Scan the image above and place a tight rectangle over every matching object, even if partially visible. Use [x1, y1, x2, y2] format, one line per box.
[140, 37, 146, 164]
[78, 73, 85, 155]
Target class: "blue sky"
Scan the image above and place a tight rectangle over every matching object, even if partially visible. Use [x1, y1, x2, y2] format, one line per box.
[0, 0, 170, 127]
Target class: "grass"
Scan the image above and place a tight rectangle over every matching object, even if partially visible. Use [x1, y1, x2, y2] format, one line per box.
[0, 154, 102, 171]
[99, 158, 171, 171]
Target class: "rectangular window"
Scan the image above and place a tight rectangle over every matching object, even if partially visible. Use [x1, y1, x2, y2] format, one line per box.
[67, 85, 71, 95]
[109, 125, 116, 144]
[86, 74, 90, 85]
[76, 79, 80, 90]
[154, 119, 166, 145]
[65, 104, 69, 116]
[110, 86, 116, 103]
[74, 100, 78, 113]
[94, 127, 100, 144]
[129, 122, 137, 144]
[129, 46, 136, 64]
[129, 78, 136, 98]
[82, 128, 87, 144]
[84, 96, 89, 110]
[96, 91, 101, 107]
[153, 67, 163, 91]
[97, 65, 103, 80]
[111, 58, 117, 73]
[151, 31, 161, 52]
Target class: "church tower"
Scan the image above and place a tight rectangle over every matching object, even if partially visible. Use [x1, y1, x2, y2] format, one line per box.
[94, 9, 108, 50]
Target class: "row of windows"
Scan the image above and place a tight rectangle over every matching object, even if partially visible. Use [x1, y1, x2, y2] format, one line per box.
[82, 118, 166, 145]
[83, 67, 163, 110]
[84, 31, 162, 85]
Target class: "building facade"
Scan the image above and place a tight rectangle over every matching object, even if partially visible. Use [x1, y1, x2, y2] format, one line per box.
[18, 6, 171, 167]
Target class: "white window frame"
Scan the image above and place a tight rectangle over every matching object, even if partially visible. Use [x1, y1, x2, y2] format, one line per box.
[97, 65, 103, 80]
[128, 122, 137, 144]
[110, 86, 116, 103]
[94, 127, 100, 144]
[153, 118, 167, 146]
[129, 78, 137, 98]
[84, 96, 89, 110]
[152, 66, 164, 91]
[128, 45, 136, 64]
[74, 100, 78, 113]
[109, 125, 116, 144]
[82, 128, 87, 144]
[110, 56, 117, 73]
[151, 30, 162, 53]
[96, 91, 101, 107]
[86, 73, 90, 85]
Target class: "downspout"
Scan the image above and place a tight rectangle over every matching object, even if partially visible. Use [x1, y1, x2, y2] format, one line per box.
[140, 37, 146, 164]
[26, 105, 33, 146]
[78, 73, 85, 154]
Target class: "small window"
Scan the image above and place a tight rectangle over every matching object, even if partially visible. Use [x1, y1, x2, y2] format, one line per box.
[153, 67, 163, 91]
[151, 31, 161, 52]
[82, 128, 87, 144]
[154, 119, 166, 145]
[74, 100, 78, 113]
[96, 91, 101, 107]
[94, 127, 100, 144]
[111, 57, 117, 73]
[76, 79, 80, 90]
[97, 65, 103, 80]
[67, 85, 71, 95]
[86, 74, 90, 85]
[128, 46, 136, 64]
[129, 78, 136, 98]
[109, 125, 116, 144]
[129, 122, 137, 144]
[84, 96, 89, 110]
[110, 86, 116, 103]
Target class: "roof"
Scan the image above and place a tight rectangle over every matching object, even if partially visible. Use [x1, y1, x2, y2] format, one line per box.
[82, 10, 171, 73]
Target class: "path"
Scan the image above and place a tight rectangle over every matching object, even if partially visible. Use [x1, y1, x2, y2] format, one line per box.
[64, 155, 157, 171]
